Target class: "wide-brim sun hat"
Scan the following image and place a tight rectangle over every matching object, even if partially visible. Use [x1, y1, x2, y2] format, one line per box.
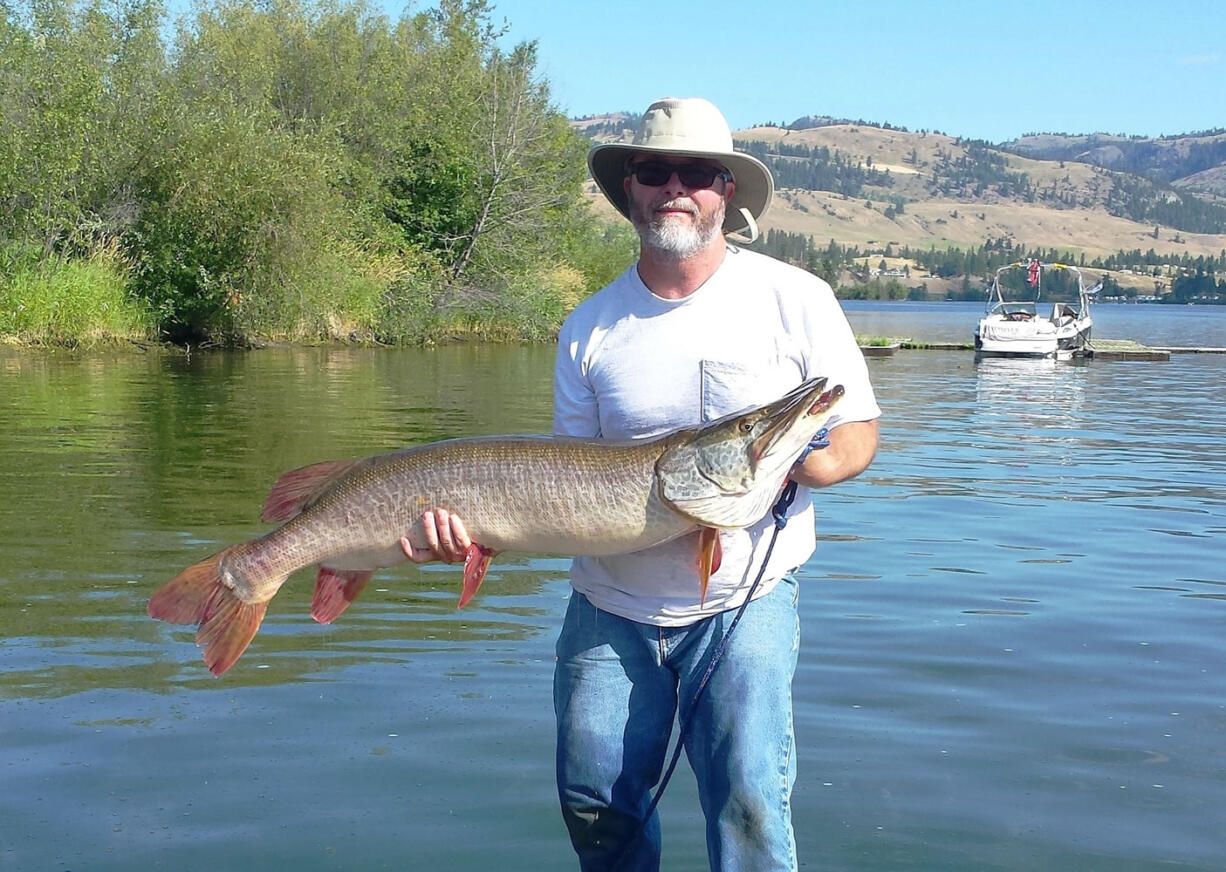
[588, 97, 774, 241]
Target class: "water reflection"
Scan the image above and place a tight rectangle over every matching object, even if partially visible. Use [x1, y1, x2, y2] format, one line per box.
[973, 355, 1087, 413]
[0, 345, 560, 698]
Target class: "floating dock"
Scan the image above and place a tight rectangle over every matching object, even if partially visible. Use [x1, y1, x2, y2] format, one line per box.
[1087, 342, 1226, 360]
[1086, 339, 1170, 361]
[1151, 346, 1226, 354]
[857, 338, 1226, 361]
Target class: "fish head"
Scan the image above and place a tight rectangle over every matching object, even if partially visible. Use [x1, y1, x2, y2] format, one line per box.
[655, 377, 844, 528]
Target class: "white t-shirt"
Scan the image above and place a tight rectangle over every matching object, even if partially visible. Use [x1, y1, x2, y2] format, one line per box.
[554, 245, 881, 625]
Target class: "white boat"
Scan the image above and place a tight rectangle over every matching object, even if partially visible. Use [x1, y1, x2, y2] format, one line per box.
[974, 261, 1099, 359]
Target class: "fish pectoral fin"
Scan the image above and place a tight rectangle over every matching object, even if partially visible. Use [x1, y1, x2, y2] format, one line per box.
[311, 567, 373, 624]
[696, 527, 723, 605]
[147, 547, 268, 676]
[261, 459, 358, 523]
[457, 544, 498, 610]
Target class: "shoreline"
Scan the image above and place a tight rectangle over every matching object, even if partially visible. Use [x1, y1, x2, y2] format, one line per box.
[5, 335, 1220, 357]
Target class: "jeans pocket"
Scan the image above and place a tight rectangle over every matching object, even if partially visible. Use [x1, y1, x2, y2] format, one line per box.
[788, 573, 800, 607]
[784, 574, 801, 651]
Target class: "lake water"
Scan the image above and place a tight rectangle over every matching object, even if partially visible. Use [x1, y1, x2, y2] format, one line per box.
[841, 298, 1226, 348]
[2, 302, 1224, 871]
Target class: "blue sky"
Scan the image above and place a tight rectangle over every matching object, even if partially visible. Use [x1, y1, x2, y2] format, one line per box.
[451, 0, 1224, 142]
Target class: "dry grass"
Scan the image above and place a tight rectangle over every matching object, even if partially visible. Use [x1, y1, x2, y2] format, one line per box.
[762, 190, 1226, 263]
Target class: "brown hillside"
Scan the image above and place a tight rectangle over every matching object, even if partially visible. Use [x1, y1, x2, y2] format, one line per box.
[1174, 165, 1226, 196]
[733, 124, 1226, 261]
[576, 118, 1226, 271]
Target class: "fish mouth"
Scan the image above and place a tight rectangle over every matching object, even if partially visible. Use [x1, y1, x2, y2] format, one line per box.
[752, 378, 842, 461]
[808, 383, 845, 415]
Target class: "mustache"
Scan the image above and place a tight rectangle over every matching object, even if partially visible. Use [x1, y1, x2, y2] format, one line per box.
[652, 199, 698, 216]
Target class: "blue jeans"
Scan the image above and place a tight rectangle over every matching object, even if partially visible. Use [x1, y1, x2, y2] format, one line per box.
[553, 576, 800, 872]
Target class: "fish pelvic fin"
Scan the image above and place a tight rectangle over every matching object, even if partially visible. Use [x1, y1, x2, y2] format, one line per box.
[147, 548, 269, 676]
[261, 459, 359, 523]
[311, 567, 373, 624]
[458, 544, 498, 609]
[696, 527, 723, 605]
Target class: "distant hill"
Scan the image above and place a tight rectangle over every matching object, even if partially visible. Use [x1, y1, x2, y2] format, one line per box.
[999, 130, 1226, 195]
[570, 112, 639, 141]
[572, 114, 1226, 282]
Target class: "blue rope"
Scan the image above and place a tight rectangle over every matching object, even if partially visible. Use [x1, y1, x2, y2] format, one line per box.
[794, 427, 829, 467]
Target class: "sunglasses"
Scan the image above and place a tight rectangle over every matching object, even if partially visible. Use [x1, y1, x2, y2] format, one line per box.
[627, 161, 733, 189]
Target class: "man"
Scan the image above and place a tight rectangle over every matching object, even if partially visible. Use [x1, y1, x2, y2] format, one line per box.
[410, 97, 880, 871]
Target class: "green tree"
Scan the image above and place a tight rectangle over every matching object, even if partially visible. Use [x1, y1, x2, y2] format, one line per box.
[1, 0, 616, 344]
[0, 0, 169, 254]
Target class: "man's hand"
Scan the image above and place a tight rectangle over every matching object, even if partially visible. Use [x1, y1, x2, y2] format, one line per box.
[791, 419, 879, 489]
[401, 508, 471, 564]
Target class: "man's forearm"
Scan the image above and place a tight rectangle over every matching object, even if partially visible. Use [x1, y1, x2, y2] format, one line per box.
[791, 419, 879, 489]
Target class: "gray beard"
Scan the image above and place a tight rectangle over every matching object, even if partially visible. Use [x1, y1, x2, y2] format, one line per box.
[633, 201, 726, 260]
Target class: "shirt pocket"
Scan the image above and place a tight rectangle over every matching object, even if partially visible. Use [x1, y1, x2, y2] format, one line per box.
[700, 358, 799, 422]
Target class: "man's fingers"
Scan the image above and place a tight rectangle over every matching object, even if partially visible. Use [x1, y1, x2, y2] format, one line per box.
[432, 509, 457, 561]
[402, 509, 472, 564]
[403, 511, 445, 564]
[447, 512, 472, 557]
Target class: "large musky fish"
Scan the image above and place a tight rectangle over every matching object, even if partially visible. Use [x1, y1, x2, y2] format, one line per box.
[148, 377, 843, 675]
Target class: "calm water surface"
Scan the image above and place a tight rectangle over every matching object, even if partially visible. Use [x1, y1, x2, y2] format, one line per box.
[2, 303, 1225, 871]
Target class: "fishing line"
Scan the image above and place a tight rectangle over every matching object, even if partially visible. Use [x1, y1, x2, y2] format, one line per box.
[610, 478, 801, 871]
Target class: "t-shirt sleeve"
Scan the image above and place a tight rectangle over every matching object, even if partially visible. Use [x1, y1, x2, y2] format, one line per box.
[553, 321, 601, 438]
[798, 278, 882, 427]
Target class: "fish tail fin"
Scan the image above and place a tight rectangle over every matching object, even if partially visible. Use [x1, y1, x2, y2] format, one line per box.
[147, 550, 227, 625]
[148, 548, 269, 676]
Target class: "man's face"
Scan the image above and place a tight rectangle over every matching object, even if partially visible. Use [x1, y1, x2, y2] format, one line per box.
[623, 157, 734, 259]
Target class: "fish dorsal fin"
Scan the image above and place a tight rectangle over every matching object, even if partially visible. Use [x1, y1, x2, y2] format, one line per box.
[261, 459, 358, 522]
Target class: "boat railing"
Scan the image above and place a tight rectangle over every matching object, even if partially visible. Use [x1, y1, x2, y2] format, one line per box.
[987, 261, 1097, 314]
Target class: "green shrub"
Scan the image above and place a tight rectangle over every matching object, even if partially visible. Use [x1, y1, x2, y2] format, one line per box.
[0, 241, 152, 345]
[373, 253, 451, 346]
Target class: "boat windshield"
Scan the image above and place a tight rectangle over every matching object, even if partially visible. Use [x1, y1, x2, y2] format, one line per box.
[987, 301, 1038, 319]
